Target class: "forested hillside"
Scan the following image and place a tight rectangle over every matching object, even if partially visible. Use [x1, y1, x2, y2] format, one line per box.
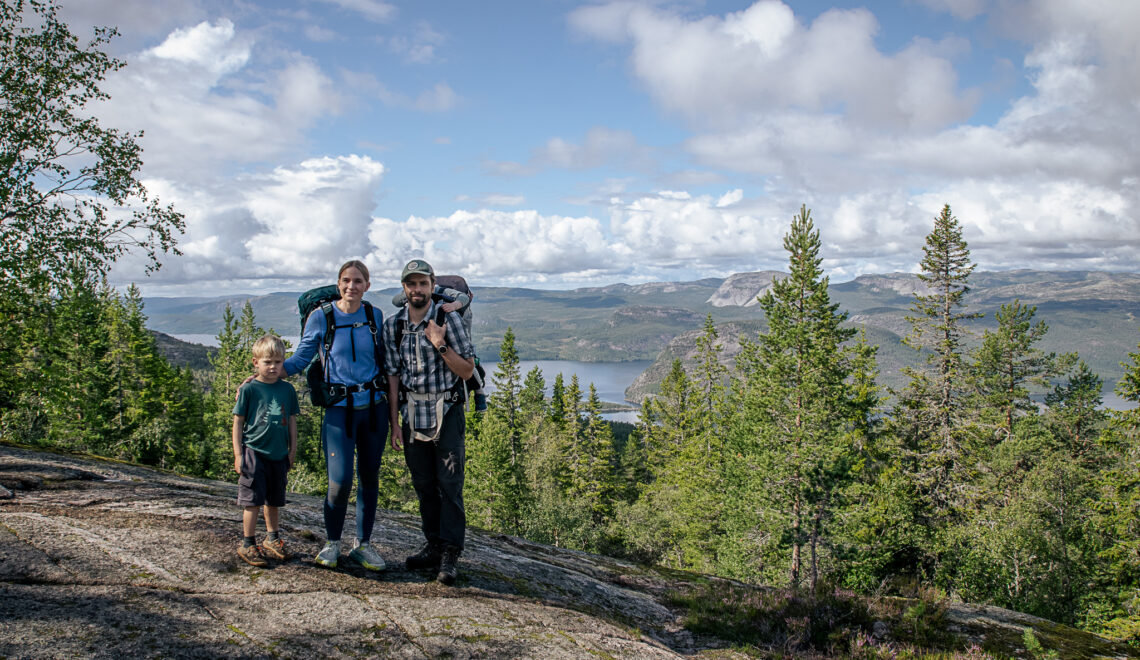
[144, 268, 1140, 397]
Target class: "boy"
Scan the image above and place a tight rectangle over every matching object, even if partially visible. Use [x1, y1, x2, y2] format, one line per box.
[233, 333, 299, 567]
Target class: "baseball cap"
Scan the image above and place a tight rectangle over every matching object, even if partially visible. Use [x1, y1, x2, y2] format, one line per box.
[401, 259, 434, 281]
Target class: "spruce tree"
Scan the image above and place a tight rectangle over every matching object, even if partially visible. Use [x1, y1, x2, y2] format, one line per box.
[693, 314, 728, 425]
[580, 384, 617, 522]
[1092, 333, 1140, 639]
[206, 304, 261, 478]
[641, 359, 701, 472]
[467, 328, 529, 533]
[971, 299, 1073, 439]
[891, 204, 979, 536]
[904, 204, 978, 427]
[1045, 361, 1107, 459]
[621, 350, 729, 571]
[38, 269, 112, 451]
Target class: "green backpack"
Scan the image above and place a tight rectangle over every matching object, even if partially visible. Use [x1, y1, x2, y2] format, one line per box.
[297, 285, 385, 407]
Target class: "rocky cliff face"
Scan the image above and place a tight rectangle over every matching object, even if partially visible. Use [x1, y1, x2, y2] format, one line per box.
[1, 445, 1132, 659]
[706, 271, 784, 307]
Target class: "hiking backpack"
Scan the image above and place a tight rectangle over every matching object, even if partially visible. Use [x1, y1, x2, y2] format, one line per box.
[432, 275, 485, 394]
[297, 285, 385, 407]
[391, 275, 486, 398]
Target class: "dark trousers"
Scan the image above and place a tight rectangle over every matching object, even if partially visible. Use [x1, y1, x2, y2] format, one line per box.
[322, 404, 388, 542]
[404, 403, 466, 550]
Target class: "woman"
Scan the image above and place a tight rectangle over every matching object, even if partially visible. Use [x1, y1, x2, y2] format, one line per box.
[284, 260, 400, 570]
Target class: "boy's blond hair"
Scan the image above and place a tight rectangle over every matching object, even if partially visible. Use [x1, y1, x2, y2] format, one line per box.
[251, 333, 286, 361]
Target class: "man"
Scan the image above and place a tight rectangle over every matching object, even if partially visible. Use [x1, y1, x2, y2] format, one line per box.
[384, 259, 475, 585]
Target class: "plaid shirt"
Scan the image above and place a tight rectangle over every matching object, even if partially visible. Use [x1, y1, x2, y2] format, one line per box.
[383, 299, 475, 430]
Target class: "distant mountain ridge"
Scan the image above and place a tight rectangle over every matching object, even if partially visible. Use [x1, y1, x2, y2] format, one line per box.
[144, 270, 1140, 399]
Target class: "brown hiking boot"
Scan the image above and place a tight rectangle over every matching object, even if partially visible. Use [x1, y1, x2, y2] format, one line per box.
[261, 536, 291, 560]
[237, 543, 268, 567]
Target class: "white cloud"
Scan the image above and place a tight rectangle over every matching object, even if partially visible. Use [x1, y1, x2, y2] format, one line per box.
[111, 156, 388, 289]
[535, 127, 651, 169]
[313, 0, 396, 23]
[569, 0, 978, 132]
[304, 24, 340, 42]
[102, 0, 1140, 294]
[59, 0, 202, 48]
[568, 0, 1140, 279]
[917, 0, 989, 20]
[479, 194, 526, 207]
[487, 127, 655, 177]
[95, 20, 341, 181]
[384, 21, 446, 64]
[412, 82, 459, 112]
[344, 71, 459, 112]
[147, 20, 249, 75]
[363, 210, 618, 283]
[716, 189, 744, 207]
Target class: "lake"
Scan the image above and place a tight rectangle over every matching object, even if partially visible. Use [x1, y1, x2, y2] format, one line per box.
[170, 333, 1137, 416]
[482, 360, 650, 424]
[171, 335, 647, 423]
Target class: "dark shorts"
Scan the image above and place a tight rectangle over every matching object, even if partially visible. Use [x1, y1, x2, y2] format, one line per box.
[237, 446, 288, 508]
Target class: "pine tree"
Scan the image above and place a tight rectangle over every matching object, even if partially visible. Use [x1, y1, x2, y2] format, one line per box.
[731, 205, 859, 591]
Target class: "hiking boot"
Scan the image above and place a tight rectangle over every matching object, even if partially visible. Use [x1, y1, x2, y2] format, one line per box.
[314, 540, 341, 568]
[237, 543, 268, 568]
[349, 541, 386, 571]
[473, 392, 488, 412]
[405, 541, 443, 570]
[436, 546, 461, 585]
[261, 536, 291, 561]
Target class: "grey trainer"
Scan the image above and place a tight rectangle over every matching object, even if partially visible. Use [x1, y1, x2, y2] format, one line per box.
[349, 541, 386, 571]
[314, 540, 341, 568]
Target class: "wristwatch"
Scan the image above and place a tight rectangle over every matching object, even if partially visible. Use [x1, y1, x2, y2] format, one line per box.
[436, 344, 449, 355]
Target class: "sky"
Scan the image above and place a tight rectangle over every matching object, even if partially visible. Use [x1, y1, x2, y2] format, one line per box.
[54, 0, 1140, 296]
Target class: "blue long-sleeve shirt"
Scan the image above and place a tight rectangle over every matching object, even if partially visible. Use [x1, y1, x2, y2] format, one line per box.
[284, 302, 385, 408]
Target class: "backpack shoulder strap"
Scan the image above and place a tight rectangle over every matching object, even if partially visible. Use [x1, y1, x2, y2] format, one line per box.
[363, 302, 384, 373]
[320, 302, 337, 357]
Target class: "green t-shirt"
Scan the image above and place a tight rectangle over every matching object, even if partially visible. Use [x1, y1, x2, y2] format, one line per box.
[232, 379, 299, 460]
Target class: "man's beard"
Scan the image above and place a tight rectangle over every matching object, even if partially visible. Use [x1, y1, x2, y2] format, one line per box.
[408, 293, 429, 309]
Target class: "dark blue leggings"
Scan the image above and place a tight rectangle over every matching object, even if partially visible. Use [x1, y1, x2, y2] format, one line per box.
[321, 404, 388, 542]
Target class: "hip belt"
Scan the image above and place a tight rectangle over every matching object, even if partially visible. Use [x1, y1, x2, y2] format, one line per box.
[406, 388, 463, 442]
